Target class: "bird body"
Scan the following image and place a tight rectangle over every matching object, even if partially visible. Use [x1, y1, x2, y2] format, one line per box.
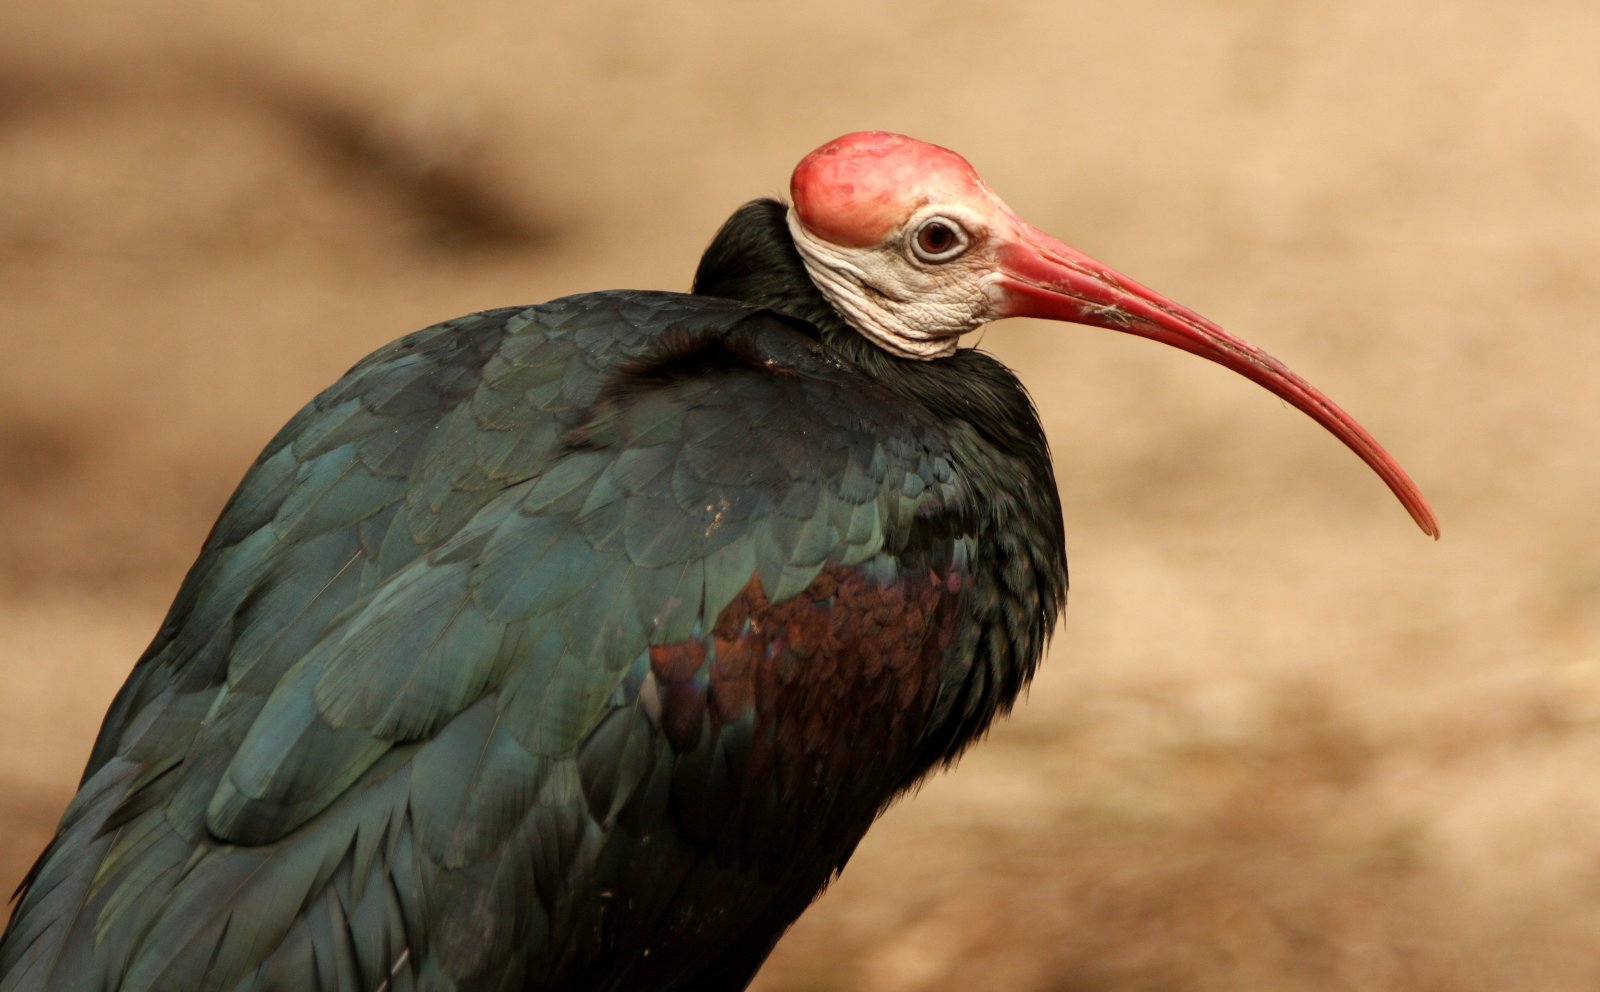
[0, 134, 1432, 991]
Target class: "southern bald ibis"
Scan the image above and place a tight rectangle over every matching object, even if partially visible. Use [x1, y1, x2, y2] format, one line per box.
[0, 132, 1435, 992]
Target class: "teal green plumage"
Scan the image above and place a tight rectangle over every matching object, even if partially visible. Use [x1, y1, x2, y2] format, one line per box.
[0, 200, 1066, 991]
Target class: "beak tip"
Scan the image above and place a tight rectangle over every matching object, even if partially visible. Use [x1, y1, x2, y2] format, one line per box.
[1407, 501, 1441, 540]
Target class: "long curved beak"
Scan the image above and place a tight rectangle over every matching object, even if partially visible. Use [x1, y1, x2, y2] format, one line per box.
[994, 222, 1439, 538]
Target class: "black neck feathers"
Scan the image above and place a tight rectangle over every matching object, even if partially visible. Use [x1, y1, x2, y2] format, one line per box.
[693, 198, 1069, 761]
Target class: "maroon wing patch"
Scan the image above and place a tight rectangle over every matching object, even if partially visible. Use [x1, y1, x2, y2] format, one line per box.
[648, 562, 967, 805]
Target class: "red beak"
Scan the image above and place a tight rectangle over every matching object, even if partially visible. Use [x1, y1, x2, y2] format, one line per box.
[994, 222, 1439, 538]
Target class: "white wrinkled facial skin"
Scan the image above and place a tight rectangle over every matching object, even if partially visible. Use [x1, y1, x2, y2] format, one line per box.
[786, 205, 1008, 360]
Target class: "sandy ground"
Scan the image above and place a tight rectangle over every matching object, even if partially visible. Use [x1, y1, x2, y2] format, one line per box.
[1, 1, 1597, 988]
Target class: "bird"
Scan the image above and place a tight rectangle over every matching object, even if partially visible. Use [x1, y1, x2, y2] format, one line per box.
[0, 131, 1437, 992]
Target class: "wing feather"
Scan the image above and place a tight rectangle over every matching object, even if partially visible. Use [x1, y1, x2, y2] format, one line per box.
[0, 293, 974, 992]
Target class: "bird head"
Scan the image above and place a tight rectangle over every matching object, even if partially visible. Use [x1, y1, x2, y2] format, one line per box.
[787, 131, 1438, 538]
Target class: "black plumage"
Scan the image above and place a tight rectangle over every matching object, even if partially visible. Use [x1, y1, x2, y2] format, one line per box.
[0, 198, 1064, 992]
[1, 128, 1434, 992]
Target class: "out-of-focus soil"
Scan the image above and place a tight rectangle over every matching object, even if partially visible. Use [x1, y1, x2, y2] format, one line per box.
[2, 2, 1597, 989]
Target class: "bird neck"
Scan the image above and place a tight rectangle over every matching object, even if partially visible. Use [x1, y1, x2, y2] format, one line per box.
[692, 201, 1060, 532]
[692, 198, 860, 342]
[694, 199, 1068, 733]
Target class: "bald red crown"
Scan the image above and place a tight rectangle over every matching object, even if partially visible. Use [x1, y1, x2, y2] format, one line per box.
[790, 132, 989, 247]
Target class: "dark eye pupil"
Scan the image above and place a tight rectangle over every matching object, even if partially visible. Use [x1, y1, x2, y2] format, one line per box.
[919, 223, 953, 253]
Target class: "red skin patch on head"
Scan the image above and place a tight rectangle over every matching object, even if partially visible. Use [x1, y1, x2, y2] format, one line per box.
[790, 131, 987, 247]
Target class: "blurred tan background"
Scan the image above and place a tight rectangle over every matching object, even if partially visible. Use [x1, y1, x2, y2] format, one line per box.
[2, 1, 1597, 989]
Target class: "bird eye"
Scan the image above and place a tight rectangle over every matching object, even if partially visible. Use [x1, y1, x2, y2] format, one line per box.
[910, 217, 969, 263]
